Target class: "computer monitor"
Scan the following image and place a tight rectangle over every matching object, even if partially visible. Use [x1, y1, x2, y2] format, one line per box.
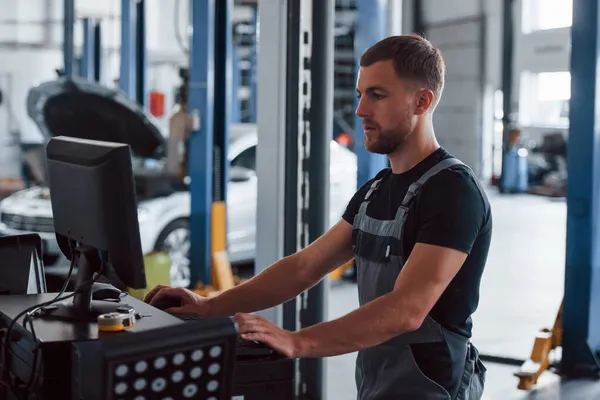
[44, 135, 147, 321]
[0, 233, 46, 295]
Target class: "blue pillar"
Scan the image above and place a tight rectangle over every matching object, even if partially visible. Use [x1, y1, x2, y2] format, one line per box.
[80, 18, 94, 80]
[231, 46, 240, 123]
[353, 0, 389, 188]
[63, 0, 75, 78]
[135, 0, 147, 109]
[120, 0, 137, 98]
[249, 5, 258, 123]
[562, 0, 600, 377]
[188, 0, 215, 286]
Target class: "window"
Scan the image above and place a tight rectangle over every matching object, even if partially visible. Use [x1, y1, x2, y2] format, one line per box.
[231, 146, 256, 171]
[519, 71, 570, 127]
[522, 0, 572, 33]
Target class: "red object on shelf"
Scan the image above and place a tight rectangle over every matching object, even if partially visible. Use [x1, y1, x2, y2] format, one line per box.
[149, 91, 165, 117]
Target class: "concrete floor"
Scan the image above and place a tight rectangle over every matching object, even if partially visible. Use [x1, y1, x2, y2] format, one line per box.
[325, 189, 600, 399]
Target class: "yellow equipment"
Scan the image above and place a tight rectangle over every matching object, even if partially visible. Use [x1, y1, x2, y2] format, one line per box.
[97, 312, 136, 332]
[514, 300, 563, 390]
[330, 259, 355, 281]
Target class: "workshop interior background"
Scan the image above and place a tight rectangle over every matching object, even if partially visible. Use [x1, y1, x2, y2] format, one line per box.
[0, 0, 591, 399]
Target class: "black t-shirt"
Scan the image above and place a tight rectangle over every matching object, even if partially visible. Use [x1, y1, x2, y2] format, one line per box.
[342, 147, 492, 392]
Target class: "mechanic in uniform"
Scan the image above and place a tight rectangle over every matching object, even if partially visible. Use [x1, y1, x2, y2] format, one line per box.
[146, 34, 492, 399]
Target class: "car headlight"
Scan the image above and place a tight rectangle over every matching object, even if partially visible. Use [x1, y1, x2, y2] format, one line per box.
[137, 207, 149, 223]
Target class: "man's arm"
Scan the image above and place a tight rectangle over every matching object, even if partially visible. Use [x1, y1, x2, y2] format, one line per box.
[236, 169, 488, 358]
[290, 243, 467, 357]
[204, 220, 354, 317]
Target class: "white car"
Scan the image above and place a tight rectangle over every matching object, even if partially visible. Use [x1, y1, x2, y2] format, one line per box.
[0, 78, 358, 288]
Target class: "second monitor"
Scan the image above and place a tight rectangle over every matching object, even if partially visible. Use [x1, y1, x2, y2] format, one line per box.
[44, 135, 147, 321]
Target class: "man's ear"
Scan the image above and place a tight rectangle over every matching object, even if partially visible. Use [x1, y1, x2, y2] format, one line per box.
[413, 89, 435, 116]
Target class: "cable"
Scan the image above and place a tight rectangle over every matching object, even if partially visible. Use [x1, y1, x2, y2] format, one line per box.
[3, 252, 104, 399]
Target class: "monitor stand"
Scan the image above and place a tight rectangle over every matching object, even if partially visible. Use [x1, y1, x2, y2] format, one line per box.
[42, 245, 135, 323]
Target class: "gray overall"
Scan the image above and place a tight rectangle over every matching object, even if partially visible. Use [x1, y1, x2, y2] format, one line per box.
[353, 158, 486, 400]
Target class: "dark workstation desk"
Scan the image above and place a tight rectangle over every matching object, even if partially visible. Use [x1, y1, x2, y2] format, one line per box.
[0, 294, 294, 399]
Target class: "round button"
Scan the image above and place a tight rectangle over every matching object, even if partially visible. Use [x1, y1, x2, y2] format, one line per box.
[115, 365, 128, 377]
[151, 378, 167, 392]
[207, 380, 219, 392]
[173, 353, 186, 365]
[183, 383, 198, 398]
[133, 396, 145, 400]
[207, 397, 218, 400]
[190, 367, 203, 379]
[191, 349, 204, 362]
[135, 361, 148, 374]
[171, 370, 184, 383]
[209, 346, 222, 358]
[134, 378, 147, 391]
[208, 363, 220, 375]
[114, 382, 128, 395]
[154, 357, 167, 370]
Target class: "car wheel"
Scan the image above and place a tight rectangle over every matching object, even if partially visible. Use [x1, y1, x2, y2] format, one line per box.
[155, 219, 191, 288]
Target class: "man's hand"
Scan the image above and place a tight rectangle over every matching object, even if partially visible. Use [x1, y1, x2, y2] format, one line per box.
[233, 313, 303, 359]
[144, 285, 211, 316]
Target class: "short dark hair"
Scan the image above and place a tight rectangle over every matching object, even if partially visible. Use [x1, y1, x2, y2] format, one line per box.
[360, 34, 446, 107]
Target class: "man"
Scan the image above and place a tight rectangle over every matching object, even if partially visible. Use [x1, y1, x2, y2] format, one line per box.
[145, 34, 492, 399]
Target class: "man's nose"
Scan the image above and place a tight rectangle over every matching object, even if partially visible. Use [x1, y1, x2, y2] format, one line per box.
[355, 97, 370, 118]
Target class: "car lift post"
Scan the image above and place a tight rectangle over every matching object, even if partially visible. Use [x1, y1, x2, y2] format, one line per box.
[256, 0, 332, 398]
[560, 0, 600, 378]
[188, 0, 215, 287]
[63, 0, 75, 79]
[210, 0, 234, 290]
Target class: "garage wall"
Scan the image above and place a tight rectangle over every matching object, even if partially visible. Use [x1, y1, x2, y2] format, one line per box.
[405, 0, 503, 180]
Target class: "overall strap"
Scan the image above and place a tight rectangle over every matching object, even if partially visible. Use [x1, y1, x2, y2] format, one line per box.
[355, 172, 389, 223]
[400, 158, 465, 207]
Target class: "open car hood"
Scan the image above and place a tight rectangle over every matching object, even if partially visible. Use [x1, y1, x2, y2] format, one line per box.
[26, 77, 165, 159]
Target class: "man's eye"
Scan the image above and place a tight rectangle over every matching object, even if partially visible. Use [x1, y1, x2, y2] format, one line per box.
[372, 93, 385, 100]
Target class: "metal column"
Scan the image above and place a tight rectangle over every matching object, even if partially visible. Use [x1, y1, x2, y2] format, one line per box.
[120, 0, 137, 98]
[353, 0, 389, 188]
[81, 18, 94, 81]
[300, 2, 334, 398]
[188, 0, 215, 286]
[561, 0, 600, 377]
[63, 0, 75, 78]
[256, 0, 330, 397]
[135, 0, 147, 108]
[255, 0, 288, 326]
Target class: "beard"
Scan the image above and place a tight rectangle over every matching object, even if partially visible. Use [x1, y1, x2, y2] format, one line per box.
[363, 110, 413, 155]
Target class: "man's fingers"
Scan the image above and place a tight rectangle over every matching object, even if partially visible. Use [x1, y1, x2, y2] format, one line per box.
[144, 285, 169, 303]
[149, 287, 182, 306]
[241, 332, 268, 342]
[237, 321, 268, 334]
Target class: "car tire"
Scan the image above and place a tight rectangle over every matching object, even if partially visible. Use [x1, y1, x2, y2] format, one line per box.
[154, 219, 191, 288]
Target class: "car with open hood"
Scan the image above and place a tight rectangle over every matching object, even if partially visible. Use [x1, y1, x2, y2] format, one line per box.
[0, 77, 358, 288]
